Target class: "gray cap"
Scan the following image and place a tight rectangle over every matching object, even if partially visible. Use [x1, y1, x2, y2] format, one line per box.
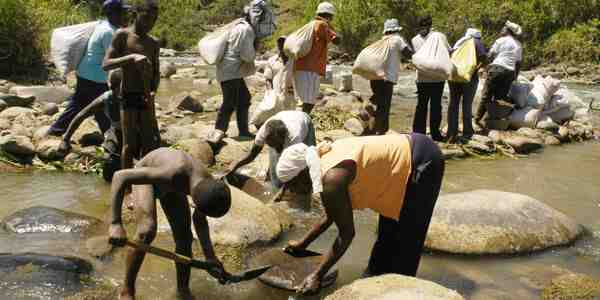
[383, 19, 402, 34]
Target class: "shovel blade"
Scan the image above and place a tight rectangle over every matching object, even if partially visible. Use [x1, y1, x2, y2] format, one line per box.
[227, 265, 272, 283]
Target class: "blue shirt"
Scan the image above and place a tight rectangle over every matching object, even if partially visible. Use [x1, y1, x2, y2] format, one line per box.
[77, 20, 117, 83]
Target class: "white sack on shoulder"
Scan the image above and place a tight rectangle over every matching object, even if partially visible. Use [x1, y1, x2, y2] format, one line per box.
[198, 19, 243, 65]
[412, 32, 453, 81]
[352, 36, 393, 80]
[51, 21, 99, 76]
[284, 21, 316, 59]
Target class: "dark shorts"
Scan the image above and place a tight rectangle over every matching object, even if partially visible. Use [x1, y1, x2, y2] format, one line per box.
[121, 93, 147, 110]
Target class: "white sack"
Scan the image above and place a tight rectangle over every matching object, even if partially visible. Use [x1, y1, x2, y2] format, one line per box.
[50, 21, 99, 76]
[509, 107, 542, 129]
[284, 21, 316, 59]
[528, 75, 561, 109]
[411, 32, 453, 81]
[198, 19, 243, 65]
[352, 36, 393, 80]
[251, 60, 296, 125]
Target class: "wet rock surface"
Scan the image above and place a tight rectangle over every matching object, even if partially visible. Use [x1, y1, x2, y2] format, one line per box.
[426, 190, 583, 254]
[252, 248, 338, 291]
[0, 253, 96, 298]
[2, 206, 102, 235]
[9, 85, 72, 104]
[541, 272, 600, 300]
[325, 274, 465, 300]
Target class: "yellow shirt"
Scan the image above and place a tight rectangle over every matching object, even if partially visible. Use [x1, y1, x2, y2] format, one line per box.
[320, 135, 412, 220]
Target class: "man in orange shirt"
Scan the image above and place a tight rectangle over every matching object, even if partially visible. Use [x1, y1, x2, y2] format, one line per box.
[294, 2, 340, 114]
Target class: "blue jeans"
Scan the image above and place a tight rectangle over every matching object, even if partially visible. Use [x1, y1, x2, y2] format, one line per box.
[49, 76, 110, 135]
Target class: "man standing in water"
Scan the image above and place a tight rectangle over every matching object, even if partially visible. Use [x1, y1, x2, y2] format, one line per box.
[103, 0, 161, 172]
[47, 0, 128, 136]
[109, 148, 232, 300]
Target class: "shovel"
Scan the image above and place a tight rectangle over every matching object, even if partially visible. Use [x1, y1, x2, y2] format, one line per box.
[86, 236, 270, 284]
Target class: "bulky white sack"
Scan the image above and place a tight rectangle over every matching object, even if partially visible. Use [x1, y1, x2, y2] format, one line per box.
[509, 107, 541, 129]
[198, 19, 243, 65]
[50, 21, 99, 76]
[251, 60, 296, 126]
[528, 75, 561, 109]
[412, 32, 453, 81]
[284, 21, 316, 59]
[352, 36, 393, 80]
[544, 106, 574, 124]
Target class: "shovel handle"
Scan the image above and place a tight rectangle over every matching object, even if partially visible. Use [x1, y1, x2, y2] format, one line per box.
[125, 240, 193, 265]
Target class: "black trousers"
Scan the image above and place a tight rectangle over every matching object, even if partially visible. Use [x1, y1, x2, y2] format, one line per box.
[366, 133, 445, 277]
[369, 80, 394, 135]
[215, 78, 251, 135]
[413, 82, 445, 139]
[475, 65, 515, 120]
[49, 76, 111, 135]
[447, 76, 479, 139]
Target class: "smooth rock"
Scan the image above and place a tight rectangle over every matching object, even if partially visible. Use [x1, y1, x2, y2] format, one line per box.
[10, 123, 32, 137]
[344, 118, 364, 136]
[425, 190, 583, 254]
[33, 126, 51, 142]
[36, 139, 65, 161]
[502, 135, 543, 154]
[72, 119, 103, 147]
[161, 126, 199, 146]
[541, 272, 600, 300]
[215, 138, 253, 165]
[442, 148, 467, 160]
[253, 248, 338, 291]
[566, 67, 581, 76]
[517, 127, 542, 139]
[333, 72, 353, 92]
[177, 139, 215, 166]
[0, 106, 35, 119]
[0, 253, 94, 298]
[0, 99, 6, 112]
[41, 102, 59, 116]
[466, 140, 493, 153]
[0, 118, 10, 130]
[2, 206, 102, 234]
[544, 136, 561, 146]
[325, 274, 464, 300]
[160, 62, 177, 78]
[169, 92, 203, 113]
[0, 93, 34, 107]
[0, 135, 35, 156]
[9, 85, 72, 104]
[157, 185, 283, 248]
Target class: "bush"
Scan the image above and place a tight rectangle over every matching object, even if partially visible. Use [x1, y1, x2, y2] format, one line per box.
[0, 0, 41, 76]
[544, 19, 600, 64]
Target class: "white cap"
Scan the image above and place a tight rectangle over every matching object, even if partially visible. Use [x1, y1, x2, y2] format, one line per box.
[276, 143, 323, 194]
[383, 19, 403, 34]
[316, 2, 336, 16]
[505, 21, 522, 36]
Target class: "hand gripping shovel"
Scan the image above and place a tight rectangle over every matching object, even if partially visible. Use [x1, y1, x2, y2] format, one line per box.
[123, 240, 271, 284]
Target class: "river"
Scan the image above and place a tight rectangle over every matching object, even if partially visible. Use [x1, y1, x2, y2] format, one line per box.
[0, 69, 598, 299]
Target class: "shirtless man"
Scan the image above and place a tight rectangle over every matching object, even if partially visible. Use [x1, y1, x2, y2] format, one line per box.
[108, 148, 232, 300]
[103, 0, 161, 172]
[58, 70, 123, 182]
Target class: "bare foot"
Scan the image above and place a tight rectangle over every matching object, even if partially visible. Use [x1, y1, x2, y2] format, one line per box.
[119, 288, 135, 300]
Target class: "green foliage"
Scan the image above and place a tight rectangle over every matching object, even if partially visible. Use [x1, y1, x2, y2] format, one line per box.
[545, 19, 600, 63]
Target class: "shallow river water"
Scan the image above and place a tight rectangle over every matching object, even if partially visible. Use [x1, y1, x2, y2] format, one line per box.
[0, 70, 599, 299]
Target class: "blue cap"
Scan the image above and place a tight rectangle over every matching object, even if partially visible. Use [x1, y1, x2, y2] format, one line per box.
[103, 0, 130, 11]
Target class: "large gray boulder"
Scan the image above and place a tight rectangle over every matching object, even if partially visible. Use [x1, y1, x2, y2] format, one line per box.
[1, 206, 102, 235]
[168, 92, 204, 113]
[157, 185, 283, 248]
[425, 190, 583, 254]
[0, 253, 94, 298]
[0, 135, 35, 156]
[325, 275, 465, 300]
[9, 85, 72, 104]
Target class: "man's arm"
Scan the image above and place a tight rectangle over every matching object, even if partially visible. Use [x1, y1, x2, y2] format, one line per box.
[102, 30, 140, 71]
[297, 167, 355, 294]
[226, 143, 263, 176]
[239, 28, 256, 63]
[285, 215, 333, 252]
[60, 97, 104, 149]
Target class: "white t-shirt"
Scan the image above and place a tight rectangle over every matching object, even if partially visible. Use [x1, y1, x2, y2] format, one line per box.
[255, 111, 311, 147]
[384, 34, 410, 84]
[489, 36, 522, 71]
[411, 31, 450, 83]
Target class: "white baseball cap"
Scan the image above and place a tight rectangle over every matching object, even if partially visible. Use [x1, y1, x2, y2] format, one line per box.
[316, 2, 336, 16]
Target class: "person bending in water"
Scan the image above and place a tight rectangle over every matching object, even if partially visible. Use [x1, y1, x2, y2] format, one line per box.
[275, 134, 445, 295]
[58, 69, 123, 182]
[103, 0, 161, 172]
[108, 148, 232, 300]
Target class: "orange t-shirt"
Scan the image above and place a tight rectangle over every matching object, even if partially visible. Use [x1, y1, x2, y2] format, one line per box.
[294, 17, 337, 76]
[319, 135, 413, 220]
